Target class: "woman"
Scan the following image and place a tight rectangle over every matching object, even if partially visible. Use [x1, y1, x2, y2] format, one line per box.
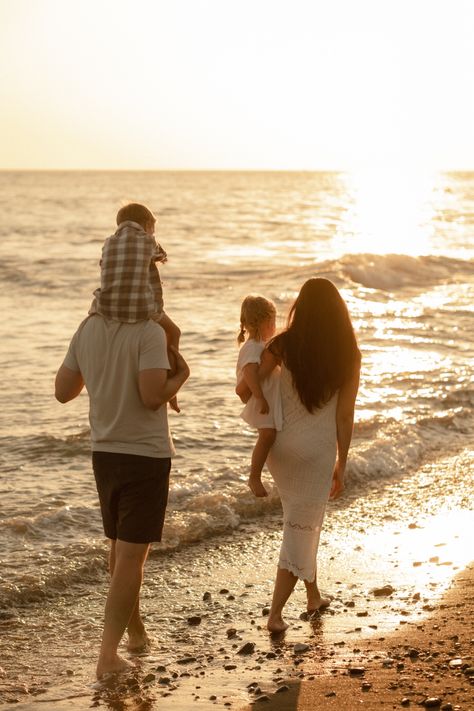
[240, 278, 360, 633]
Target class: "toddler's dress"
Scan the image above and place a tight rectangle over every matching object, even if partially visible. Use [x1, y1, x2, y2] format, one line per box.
[236, 338, 283, 431]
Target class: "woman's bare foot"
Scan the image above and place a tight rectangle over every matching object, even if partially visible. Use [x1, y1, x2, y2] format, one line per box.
[267, 615, 289, 633]
[127, 631, 151, 654]
[96, 653, 135, 679]
[307, 595, 331, 614]
[248, 475, 268, 497]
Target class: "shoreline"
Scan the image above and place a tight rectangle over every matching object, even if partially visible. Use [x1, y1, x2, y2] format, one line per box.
[240, 562, 474, 710]
[1, 448, 473, 710]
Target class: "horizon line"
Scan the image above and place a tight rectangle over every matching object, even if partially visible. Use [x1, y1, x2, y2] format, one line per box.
[1, 167, 474, 174]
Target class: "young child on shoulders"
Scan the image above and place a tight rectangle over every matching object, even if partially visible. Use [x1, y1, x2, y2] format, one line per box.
[235, 295, 282, 497]
[89, 202, 182, 411]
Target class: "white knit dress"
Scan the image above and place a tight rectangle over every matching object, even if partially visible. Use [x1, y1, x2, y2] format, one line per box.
[266, 365, 338, 582]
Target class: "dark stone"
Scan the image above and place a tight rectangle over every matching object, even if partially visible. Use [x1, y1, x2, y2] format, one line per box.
[348, 667, 365, 675]
[255, 695, 270, 703]
[276, 684, 289, 693]
[237, 642, 255, 655]
[143, 673, 155, 683]
[219, 589, 229, 594]
[401, 699, 410, 707]
[361, 682, 372, 691]
[423, 699, 442, 708]
[177, 657, 196, 665]
[187, 616, 202, 626]
[203, 592, 211, 601]
[371, 585, 395, 596]
[224, 664, 237, 670]
[226, 628, 237, 638]
[158, 677, 171, 684]
[325, 691, 336, 697]
[262, 607, 270, 616]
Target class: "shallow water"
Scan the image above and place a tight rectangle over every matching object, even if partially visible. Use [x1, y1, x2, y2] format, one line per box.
[0, 170, 473, 706]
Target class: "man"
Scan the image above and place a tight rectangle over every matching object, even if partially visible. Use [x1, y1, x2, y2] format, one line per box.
[55, 313, 189, 678]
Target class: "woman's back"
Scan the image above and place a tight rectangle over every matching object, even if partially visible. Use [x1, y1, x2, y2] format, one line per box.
[267, 365, 338, 501]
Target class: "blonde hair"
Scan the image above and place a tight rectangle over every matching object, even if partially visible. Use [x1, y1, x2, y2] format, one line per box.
[238, 295, 276, 344]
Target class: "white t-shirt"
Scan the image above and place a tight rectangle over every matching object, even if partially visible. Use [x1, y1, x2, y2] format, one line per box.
[63, 314, 175, 458]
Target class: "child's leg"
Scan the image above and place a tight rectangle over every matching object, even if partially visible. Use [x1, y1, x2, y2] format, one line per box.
[248, 428, 276, 498]
[156, 312, 181, 412]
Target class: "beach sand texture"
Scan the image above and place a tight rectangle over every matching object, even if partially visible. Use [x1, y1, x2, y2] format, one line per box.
[1, 448, 472, 709]
[0, 170, 473, 708]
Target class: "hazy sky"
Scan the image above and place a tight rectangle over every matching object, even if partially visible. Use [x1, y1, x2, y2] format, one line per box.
[0, 0, 473, 170]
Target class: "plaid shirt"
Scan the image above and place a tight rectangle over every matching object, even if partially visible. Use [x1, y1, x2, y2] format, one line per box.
[89, 221, 167, 323]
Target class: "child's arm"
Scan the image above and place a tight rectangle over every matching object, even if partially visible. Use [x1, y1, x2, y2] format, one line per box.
[156, 311, 181, 350]
[241, 363, 269, 414]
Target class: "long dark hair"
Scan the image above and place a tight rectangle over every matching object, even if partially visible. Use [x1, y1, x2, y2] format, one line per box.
[271, 278, 359, 412]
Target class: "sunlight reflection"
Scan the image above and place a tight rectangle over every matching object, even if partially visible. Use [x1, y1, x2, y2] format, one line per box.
[364, 510, 473, 598]
[369, 346, 446, 372]
[337, 170, 439, 256]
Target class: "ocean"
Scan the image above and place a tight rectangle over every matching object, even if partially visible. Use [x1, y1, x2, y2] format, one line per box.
[0, 170, 473, 707]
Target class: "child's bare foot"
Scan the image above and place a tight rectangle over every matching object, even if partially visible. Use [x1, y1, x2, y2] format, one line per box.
[267, 615, 289, 633]
[248, 475, 268, 497]
[96, 653, 135, 679]
[169, 396, 180, 413]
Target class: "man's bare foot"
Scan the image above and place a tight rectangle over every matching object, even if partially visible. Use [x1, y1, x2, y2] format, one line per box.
[96, 653, 135, 679]
[169, 396, 180, 413]
[248, 475, 268, 497]
[267, 615, 289, 633]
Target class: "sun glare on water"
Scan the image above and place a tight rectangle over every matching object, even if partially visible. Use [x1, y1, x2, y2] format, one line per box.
[337, 169, 439, 256]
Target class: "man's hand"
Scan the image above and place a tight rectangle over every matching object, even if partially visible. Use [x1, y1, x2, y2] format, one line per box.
[258, 396, 270, 414]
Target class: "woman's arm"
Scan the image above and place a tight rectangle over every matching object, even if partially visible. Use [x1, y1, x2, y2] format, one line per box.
[330, 351, 361, 499]
[235, 378, 251, 403]
[235, 348, 280, 403]
[241, 362, 269, 413]
[258, 348, 280, 379]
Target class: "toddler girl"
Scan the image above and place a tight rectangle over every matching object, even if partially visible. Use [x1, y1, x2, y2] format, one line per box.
[236, 295, 282, 497]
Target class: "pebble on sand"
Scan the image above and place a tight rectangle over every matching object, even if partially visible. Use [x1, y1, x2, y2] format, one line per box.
[371, 584, 396, 596]
[237, 642, 255, 655]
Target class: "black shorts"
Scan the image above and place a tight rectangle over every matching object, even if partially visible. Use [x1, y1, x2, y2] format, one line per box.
[92, 452, 171, 544]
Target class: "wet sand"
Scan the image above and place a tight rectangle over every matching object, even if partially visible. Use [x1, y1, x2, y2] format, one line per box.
[240, 562, 474, 710]
[1, 448, 473, 710]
